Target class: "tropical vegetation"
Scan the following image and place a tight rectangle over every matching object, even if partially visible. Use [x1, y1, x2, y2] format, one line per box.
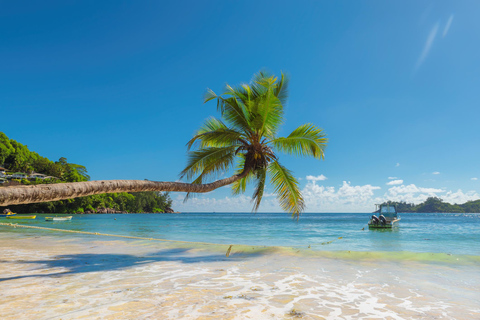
[377, 197, 480, 213]
[6, 191, 173, 214]
[0, 132, 89, 182]
[0, 132, 172, 213]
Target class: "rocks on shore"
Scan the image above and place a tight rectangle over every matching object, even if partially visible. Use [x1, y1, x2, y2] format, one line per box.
[89, 207, 126, 214]
[82, 207, 180, 214]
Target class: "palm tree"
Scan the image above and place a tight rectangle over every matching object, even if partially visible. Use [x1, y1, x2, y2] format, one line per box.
[0, 71, 327, 216]
[180, 71, 327, 216]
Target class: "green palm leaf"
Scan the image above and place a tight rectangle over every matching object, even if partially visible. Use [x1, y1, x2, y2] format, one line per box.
[271, 124, 327, 159]
[268, 160, 304, 217]
[187, 117, 245, 149]
[274, 72, 289, 105]
[251, 167, 266, 212]
[216, 95, 252, 134]
[231, 156, 252, 195]
[180, 146, 237, 181]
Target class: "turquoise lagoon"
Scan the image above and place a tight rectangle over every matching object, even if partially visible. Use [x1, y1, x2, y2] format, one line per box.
[3, 212, 480, 256]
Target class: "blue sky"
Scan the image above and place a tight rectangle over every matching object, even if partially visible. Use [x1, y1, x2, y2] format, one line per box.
[2, 1, 480, 212]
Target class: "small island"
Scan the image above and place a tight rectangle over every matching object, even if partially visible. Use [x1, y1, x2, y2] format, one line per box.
[376, 197, 480, 213]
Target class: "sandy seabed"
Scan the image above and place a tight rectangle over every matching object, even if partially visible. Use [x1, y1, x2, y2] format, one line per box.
[0, 233, 479, 320]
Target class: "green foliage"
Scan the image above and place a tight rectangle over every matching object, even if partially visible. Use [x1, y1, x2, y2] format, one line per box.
[2, 191, 173, 214]
[183, 71, 327, 217]
[377, 197, 480, 213]
[0, 132, 89, 182]
[0, 131, 173, 214]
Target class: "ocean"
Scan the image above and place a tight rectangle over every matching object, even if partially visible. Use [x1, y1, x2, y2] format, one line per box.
[1, 212, 479, 319]
[3, 212, 480, 255]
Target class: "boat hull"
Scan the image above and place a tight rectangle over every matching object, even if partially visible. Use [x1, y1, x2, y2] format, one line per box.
[368, 218, 400, 229]
[0, 213, 17, 217]
[6, 215, 36, 219]
[45, 216, 72, 221]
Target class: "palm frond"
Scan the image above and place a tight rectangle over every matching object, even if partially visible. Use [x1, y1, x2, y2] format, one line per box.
[251, 70, 276, 96]
[274, 72, 289, 105]
[186, 117, 245, 149]
[231, 155, 253, 195]
[216, 94, 252, 134]
[204, 88, 218, 103]
[271, 124, 327, 159]
[252, 167, 266, 212]
[257, 93, 284, 139]
[268, 160, 304, 217]
[245, 71, 285, 138]
[180, 146, 237, 181]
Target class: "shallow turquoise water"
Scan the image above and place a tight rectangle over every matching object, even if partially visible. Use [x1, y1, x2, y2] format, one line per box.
[2, 212, 479, 256]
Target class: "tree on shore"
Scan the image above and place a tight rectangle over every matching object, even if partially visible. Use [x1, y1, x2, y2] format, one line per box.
[0, 71, 327, 216]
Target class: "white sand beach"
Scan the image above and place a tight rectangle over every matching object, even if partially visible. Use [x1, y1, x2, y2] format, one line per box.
[1, 233, 479, 320]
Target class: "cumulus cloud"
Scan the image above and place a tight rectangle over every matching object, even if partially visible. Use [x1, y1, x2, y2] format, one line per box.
[442, 189, 479, 204]
[306, 174, 327, 182]
[172, 179, 480, 213]
[386, 179, 403, 185]
[443, 14, 454, 37]
[382, 183, 447, 204]
[302, 181, 381, 212]
[173, 193, 281, 213]
[388, 184, 444, 195]
[415, 22, 439, 72]
[432, 171, 440, 175]
[471, 177, 478, 181]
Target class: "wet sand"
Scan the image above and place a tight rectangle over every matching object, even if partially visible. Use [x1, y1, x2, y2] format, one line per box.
[1, 234, 479, 319]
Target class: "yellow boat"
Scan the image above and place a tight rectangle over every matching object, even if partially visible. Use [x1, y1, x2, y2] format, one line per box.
[0, 212, 17, 217]
[6, 215, 36, 220]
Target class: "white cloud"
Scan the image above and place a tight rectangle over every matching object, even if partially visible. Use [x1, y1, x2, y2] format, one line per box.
[442, 189, 479, 204]
[432, 171, 440, 175]
[388, 184, 444, 195]
[443, 14, 454, 37]
[388, 177, 398, 180]
[382, 184, 447, 204]
[386, 179, 403, 185]
[306, 174, 327, 182]
[471, 177, 478, 181]
[415, 22, 439, 72]
[172, 179, 480, 213]
[302, 181, 381, 212]
[173, 193, 281, 213]
[396, 163, 400, 167]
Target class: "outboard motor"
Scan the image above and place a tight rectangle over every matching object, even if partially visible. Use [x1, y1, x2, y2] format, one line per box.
[379, 214, 387, 225]
[371, 215, 379, 224]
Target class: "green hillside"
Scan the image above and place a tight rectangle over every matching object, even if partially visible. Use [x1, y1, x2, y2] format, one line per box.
[377, 197, 480, 213]
[0, 132, 173, 213]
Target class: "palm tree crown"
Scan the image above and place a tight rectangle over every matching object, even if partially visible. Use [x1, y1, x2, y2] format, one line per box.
[181, 71, 327, 217]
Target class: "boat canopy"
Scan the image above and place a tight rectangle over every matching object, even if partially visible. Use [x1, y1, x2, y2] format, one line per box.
[379, 205, 397, 219]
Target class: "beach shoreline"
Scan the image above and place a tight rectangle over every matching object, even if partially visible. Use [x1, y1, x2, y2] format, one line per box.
[1, 232, 479, 319]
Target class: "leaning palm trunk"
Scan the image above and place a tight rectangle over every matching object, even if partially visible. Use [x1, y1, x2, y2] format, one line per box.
[0, 170, 249, 206]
